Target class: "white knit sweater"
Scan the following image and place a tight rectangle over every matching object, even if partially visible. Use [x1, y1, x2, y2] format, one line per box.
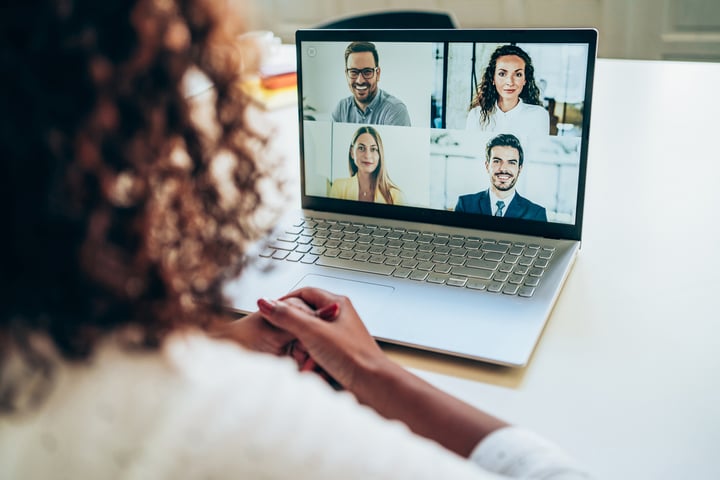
[0, 332, 590, 479]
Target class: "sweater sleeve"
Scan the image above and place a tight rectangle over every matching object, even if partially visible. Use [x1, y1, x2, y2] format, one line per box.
[469, 426, 594, 479]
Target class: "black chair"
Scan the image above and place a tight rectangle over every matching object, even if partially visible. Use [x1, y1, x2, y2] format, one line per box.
[317, 10, 457, 29]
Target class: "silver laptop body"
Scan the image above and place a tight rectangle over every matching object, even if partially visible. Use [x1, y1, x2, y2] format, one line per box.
[225, 28, 597, 367]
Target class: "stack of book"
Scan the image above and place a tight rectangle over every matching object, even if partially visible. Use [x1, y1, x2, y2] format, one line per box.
[242, 44, 297, 110]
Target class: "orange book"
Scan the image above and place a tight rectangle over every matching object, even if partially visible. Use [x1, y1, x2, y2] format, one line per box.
[260, 71, 297, 90]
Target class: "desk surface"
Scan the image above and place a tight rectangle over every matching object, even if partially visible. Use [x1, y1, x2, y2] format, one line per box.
[262, 58, 720, 480]
[391, 58, 720, 480]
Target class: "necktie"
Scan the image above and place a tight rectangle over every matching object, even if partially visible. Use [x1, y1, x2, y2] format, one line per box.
[495, 200, 505, 217]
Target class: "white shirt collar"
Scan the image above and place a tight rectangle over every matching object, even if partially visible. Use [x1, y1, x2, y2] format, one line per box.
[489, 190, 516, 216]
[494, 98, 526, 117]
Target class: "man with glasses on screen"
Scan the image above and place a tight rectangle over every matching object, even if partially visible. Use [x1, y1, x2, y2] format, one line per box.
[455, 134, 547, 222]
[332, 41, 411, 126]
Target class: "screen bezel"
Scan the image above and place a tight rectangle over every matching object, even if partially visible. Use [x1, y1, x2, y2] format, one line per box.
[295, 28, 597, 241]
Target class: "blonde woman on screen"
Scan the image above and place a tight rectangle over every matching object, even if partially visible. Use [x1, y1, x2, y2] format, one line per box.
[330, 126, 404, 204]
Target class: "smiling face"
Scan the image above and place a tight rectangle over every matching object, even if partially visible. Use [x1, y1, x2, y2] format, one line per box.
[486, 145, 522, 195]
[346, 51, 380, 106]
[493, 54, 527, 106]
[351, 132, 380, 175]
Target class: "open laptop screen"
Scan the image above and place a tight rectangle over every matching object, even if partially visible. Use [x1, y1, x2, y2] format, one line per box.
[296, 29, 597, 241]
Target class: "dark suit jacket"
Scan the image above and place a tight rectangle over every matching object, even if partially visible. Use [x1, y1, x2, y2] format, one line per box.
[455, 190, 547, 222]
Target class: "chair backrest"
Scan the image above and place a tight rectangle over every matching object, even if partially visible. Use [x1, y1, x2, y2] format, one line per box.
[317, 10, 457, 29]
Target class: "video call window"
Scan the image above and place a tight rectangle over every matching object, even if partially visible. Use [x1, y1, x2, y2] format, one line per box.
[299, 40, 590, 226]
[444, 42, 590, 136]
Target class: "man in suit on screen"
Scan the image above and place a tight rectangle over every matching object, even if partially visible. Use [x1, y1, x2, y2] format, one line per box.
[455, 133, 547, 221]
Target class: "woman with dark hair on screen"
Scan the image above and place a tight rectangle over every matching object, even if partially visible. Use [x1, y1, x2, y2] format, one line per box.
[329, 125, 404, 204]
[466, 44, 549, 136]
[0, 1, 591, 478]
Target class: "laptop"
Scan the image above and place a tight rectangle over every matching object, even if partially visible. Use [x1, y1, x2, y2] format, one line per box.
[224, 28, 597, 367]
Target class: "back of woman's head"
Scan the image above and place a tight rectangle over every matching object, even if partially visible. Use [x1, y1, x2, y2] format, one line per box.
[0, 0, 283, 408]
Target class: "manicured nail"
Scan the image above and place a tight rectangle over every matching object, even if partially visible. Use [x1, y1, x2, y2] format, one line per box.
[316, 303, 339, 320]
[257, 298, 276, 314]
[300, 357, 317, 372]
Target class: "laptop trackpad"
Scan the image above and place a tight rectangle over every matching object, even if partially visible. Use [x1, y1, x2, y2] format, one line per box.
[291, 274, 394, 319]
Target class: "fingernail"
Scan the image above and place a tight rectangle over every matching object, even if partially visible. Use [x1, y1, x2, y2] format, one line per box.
[316, 303, 339, 320]
[257, 298, 276, 314]
[300, 357, 317, 372]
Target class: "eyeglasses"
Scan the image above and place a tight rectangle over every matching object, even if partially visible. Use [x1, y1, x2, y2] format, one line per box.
[345, 68, 377, 79]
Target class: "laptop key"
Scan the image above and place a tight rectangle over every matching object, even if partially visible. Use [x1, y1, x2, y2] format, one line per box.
[518, 286, 536, 297]
[269, 241, 296, 251]
[466, 258, 499, 270]
[450, 266, 493, 279]
[369, 255, 386, 264]
[392, 267, 412, 278]
[272, 250, 289, 260]
[400, 259, 419, 268]
[417, 261, 434, 271]
[409, 270, 429, 281]
[384, 257, 402, 266]
[447, 277, 468, 287]
[354, 252, 371, 262]
[487, 281, 504, 293]
[433, 264, 452, 274]
[427, 273, 448, 284]
[484, 251, 504, 262]
[316, 257, 394, 275]
[534, 259, 549, 268]
[466, 279, 488, 290]
[482, 243, 509, 253]
[448, 257, 465, 266]
[286, 252, 304, 262]
[300, 254, 318, 264]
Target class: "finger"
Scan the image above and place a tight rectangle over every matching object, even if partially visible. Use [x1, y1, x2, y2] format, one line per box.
[300, 356, 317, 372]
[283, 296, 315, 313]
[280, 287, 342, 309]
[315, 302, 340, 320]
[257, 298, 322, 337]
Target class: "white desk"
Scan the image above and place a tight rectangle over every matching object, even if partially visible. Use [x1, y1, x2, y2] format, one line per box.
[257, 58, 720, 479]
[384, 58, 720, 480]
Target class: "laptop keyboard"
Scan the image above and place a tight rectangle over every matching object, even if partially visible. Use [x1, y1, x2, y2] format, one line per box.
[260, 217, 555, 297]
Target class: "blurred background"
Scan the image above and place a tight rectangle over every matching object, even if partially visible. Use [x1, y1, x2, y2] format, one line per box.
[247, 0, 720, 62]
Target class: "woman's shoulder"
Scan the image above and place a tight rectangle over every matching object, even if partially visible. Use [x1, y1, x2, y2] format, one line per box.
[390, 187, 405, 205]
[521, 101, 549, 116]
[332, 177, 354, 188]
[329, 176, 356, 199]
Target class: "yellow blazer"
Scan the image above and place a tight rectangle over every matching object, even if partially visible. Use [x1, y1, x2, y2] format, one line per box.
[329, 176, 404, 204]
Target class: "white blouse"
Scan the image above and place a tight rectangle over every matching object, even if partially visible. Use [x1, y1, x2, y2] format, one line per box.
[466, 99, 550, 137]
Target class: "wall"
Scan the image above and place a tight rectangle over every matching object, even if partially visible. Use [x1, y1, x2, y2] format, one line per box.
[249, 0, 720, 61]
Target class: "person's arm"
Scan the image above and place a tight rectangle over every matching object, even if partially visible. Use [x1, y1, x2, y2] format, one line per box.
[256, 288, 508, 457]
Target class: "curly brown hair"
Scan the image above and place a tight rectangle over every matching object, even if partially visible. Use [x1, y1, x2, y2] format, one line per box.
[0, 0, 286, 412]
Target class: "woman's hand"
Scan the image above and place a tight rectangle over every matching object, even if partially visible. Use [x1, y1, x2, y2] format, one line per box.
[210, 297, 311, 357]
[257, 287, 391, 393]
[258, 287, 508, 458]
